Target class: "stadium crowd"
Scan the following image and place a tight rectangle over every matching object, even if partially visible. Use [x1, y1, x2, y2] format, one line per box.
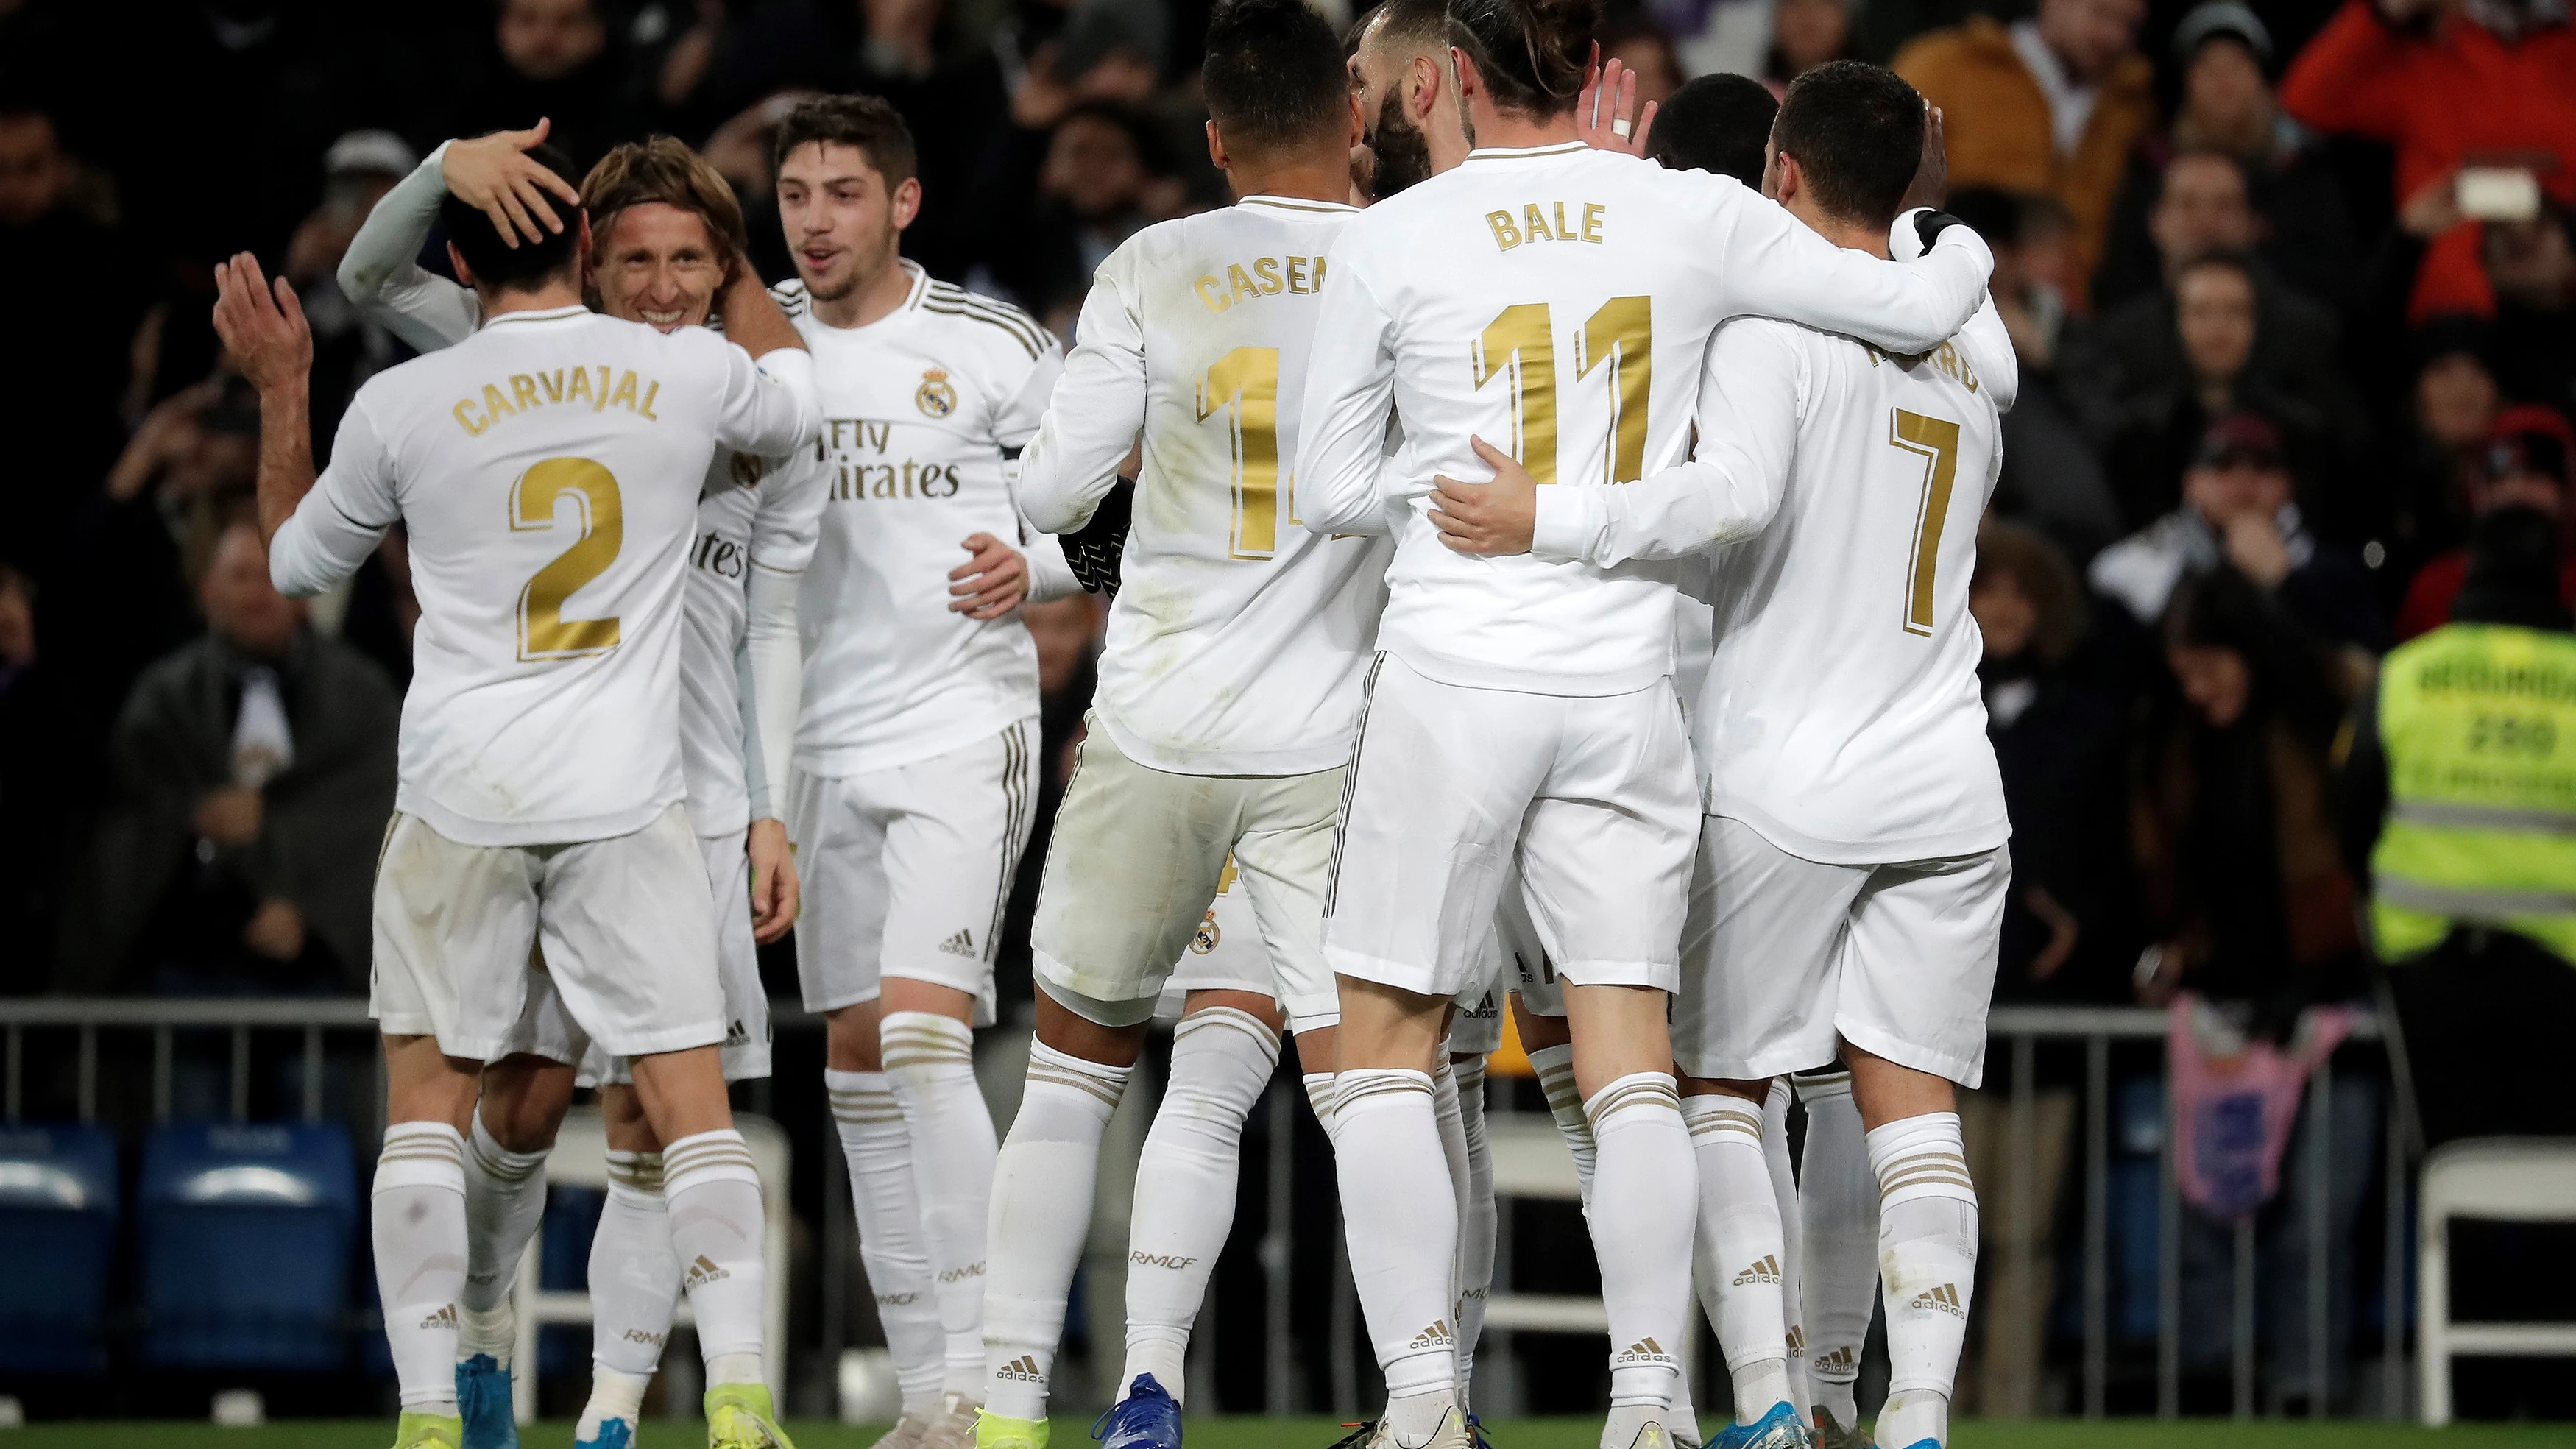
[0, 0, 2572, 1420]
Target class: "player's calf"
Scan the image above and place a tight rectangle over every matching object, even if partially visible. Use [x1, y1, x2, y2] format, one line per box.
[1846, 1044, 1973, 1449]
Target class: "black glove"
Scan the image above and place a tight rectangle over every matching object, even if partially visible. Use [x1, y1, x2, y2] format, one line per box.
[1061, 477, 1134, 598]
[1914, 209, 1969, 251]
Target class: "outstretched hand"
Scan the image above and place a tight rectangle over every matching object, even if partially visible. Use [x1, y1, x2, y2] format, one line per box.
[1576, 50, 1657, 159]
[211, 253, 312, 394]
[1427, 436, 1539, 556]
[442, 117, 583, 249]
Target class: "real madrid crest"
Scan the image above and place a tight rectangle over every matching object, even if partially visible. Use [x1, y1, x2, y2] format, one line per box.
[729, 453, 767, 489]
[916, 368, 958, 418]
[1189, 910, 1220, 954]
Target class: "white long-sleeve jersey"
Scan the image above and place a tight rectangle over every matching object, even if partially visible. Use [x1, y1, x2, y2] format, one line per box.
[269, 307, 818, 845]
[784, 266, 1083, 777]
[1018, 195, 1392, 776]
[332, 169, 829, 835]
[1532, 291, 2013, 863]
[1293, 142, 1993, 697]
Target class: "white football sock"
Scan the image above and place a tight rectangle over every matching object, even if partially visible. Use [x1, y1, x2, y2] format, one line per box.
[1302, 1071, 1338, 1134]
[1529, 1043, 1597, 1207]
[1796, 1071, 1877, 1428]
[662, 1128, 767, 1383]
[1869, 1111, 1978, 1449]
[374, 1121, 467, 1414]
[576, 1366, 651, 1445]
[459, 1111, 549, 1367]
[1334, 1067, 1458, 1406]
[983, 1039, 1131, 1420]
[588, 1151, 676, 1381]
[1762, 1078, 1813, 1420]
[1451, 1054, 1494, 1409]
[1680, 1093, 1786, 1423]
[829, 1067, 944, 1417]
[1123, 1006, 1280, 1402]
[1429, 1054, 1472, 1404]
[1588, 1074, 1694, 1414]
[883, 1011, 999, 1398]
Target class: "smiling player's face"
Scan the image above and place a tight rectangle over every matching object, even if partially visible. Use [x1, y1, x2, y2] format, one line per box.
[592, 202, 724, 333]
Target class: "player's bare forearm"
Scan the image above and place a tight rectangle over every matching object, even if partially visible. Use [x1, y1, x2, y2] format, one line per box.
[254, 380, 317, 545]
[723, 266, 806, 358]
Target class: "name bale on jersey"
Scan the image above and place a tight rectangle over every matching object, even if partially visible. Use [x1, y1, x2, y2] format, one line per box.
[817, 416, 962, 501]
[1192, 255, 1328, 313]
[452, 366, 663, 436]
[1485, 202, 1609, 252]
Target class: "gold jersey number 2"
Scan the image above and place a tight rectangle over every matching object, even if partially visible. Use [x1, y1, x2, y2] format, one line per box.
[1887, 408, 1961, 636]
[511, 456, 624, 660]
[1471, 297, 1652, 485]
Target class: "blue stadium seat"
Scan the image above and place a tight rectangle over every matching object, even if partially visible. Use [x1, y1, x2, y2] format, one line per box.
[0, 1124, 119, 1374]
[138, 1122, 355, 1371]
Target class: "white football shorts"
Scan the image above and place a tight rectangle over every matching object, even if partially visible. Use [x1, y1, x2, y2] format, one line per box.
[790, 718, 1038, 1027]
[1033, 718, 1342, 1035]
[1674, 814, 2009, 1088]
[1324, 654, 1698, 1002]
[497, 827, 774, 1085]
[370, 804, 722, 1062]
[1155, 865, 1278, 1022]
[1494, 870, 1566, 1018]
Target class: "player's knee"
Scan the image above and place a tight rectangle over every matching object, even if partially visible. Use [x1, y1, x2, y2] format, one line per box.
[1033, 979, 1153, 1064]
[823, 1000, 885, 1072]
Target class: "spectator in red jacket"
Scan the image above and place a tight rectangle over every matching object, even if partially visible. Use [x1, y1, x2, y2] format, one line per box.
[2393, 404, 2576, 637]
[2279, 0, 2576, 322]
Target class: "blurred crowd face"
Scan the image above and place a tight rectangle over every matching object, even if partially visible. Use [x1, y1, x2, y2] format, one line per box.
[2416, 352, 2500, 449]
[2484, 213, 2576, 310]
[1041, 112, 1147, 220]
[2168, 641, 2251, 726]
[1604, 32, 1682, 105]
[1772, 0, 1853, 78]
[2176, 261, 2257, 390]
[2179, 38, 2271, 152]
[0, 567, 32, 670]
[200, 524, 303, 662]
[2037, 0, 2145, 82]
[593, 202, 726, 332]
[0, 112, 65, 228]
[2151, 153, 2257, 274]
[777, 141, 914, 303]
[2184, 453, 2292, 528]
[1970, 568, 2039, 659]
[499, 0, 606, 83]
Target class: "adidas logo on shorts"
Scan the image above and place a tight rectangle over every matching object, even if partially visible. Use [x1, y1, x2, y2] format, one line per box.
[724, 1018, 749, 1046]
[1407, 1319, 1454, 1350]
[684, 1254, 730, 1290]
[1908, 1283, 1966, 1319]
[1733, 1254, 1782, 1286]
[938, 929, 977, 958]
[997, 1355, 1045, 1382]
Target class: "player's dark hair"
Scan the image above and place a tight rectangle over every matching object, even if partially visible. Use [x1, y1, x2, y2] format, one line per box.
[1368, 0, 1449, 51]
[771, 93, 919, 187]
[1204, 0, 1349, 155]
[438, 138, 583, 292]
[1646, 73, 1777, 186]
[1445, 0, 1598, 118]
[1771, 60, 1925, 230]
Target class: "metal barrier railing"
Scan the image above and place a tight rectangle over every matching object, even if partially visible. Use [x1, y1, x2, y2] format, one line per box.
[0, 998, 2404, 1422]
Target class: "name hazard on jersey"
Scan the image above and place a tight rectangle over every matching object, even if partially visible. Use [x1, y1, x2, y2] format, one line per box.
[453, 365, 664, 436]
[817, 417, 961, 500]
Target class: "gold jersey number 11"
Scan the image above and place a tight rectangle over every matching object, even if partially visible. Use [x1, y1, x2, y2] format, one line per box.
[1472, 297, 1653, 485]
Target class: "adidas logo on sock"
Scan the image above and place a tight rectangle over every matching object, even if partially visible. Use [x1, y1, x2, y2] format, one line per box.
[997, 1355, 1045, 1382]
[684, 1254, 730, 1289]
[1907, 1283, 1967, 1319]
[1130, 1250, 1200, 1270]
[1785, 1325, 1806, 1353]
[1407, 1319, 1454, 1350]
[938, 1262, 988, 1283]
[938, 929, 977, 957]
[1733, 1254, 1781, 1286]
[1814, 1345, 1858, 1375]
[1613, 1336, 1677, 1369]
[420, 1303, 459, 1332]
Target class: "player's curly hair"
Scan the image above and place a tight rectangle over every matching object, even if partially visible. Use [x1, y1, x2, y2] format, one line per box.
[580, 135, 750, 274]
[1445, 0, 1599, 120]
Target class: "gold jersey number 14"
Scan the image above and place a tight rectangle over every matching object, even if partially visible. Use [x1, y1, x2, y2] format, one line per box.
[1472, 297, 1653, 485]
[512, 456, 624, 660]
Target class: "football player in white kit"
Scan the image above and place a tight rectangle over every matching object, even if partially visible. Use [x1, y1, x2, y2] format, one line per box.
[1432, 63, 2015, 1449]
[1292, 0, 1994, 1442]
[765, 94, 1082, 1449]
[333, 130, 831, 1449]
[971, 4, 1384, 1445]
[213, 141, 818, 1449]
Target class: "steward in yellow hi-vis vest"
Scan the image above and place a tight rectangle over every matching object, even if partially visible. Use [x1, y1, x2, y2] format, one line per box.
[2351, 504, 2576, 1149]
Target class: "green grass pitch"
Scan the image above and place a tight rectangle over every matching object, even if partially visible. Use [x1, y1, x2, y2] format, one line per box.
[10, 1420, 2572, 1448]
